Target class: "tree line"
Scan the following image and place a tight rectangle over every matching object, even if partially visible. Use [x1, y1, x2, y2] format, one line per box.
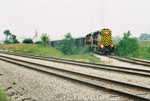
[2, 29, 78, 55]
[139, 33, 150, 40]
[2, 30, 50, 46]
[2, 29, 149, 57]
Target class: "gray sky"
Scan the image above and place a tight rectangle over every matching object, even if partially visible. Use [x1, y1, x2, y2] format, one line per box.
[0, 0, 150, 40]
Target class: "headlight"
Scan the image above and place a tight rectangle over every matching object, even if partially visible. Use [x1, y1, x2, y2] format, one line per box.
[111, 45, 114, 48]
[100, 44, 104, 48]
[105, 32, 108, 35]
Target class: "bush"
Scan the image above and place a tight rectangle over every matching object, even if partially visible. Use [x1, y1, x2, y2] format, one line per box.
[115, 38, 139, 56]
[148, 47, 150, 53]
[23, 38, 33, 44]
[41, 33, 50, 46]
[12, 39, 19, 44]
[77, 46, 91, 54]
[59, 33, 77, 55]
[70, 46, 78, 55]
[115, 31, 139, 56]
[35, 41, 42, 44]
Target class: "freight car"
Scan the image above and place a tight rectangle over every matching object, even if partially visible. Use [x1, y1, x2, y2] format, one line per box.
[49, 37, 85, 48]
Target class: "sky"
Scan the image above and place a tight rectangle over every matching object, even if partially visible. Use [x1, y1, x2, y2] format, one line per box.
[0, 0, 150, 41]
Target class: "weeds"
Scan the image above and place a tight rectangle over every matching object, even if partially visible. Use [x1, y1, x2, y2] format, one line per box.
[0, 44, 101, 63]
[0, 90, 8, 101]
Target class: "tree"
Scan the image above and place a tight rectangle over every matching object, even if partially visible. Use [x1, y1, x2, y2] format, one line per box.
[3, 30, 19, 44]
[3, 30, 11, 44]
[23, 38, 33, 44]
[59, 33, 77, 55]
[139, 33, 150, 40]
[123, 30, 131, 39]
[10, 34, 19, 44]
[115, 31, 139, 56]
[41, 33, 50, 46]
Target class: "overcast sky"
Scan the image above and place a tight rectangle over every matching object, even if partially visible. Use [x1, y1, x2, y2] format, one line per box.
[0, 0, 150, 40]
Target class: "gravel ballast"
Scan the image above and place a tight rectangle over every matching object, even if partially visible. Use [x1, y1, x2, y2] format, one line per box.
[0, 60, 132, 101]
[1, 53, 150, 89]
[94, 54, 150, 70]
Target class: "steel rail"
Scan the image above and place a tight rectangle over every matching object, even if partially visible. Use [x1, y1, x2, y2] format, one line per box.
[109, 56, 150, 67]
[0, 51, 150, 77]
[112, 54, 150, 64]
[0, 55, 150, 101]
[94, 51, 150, 67]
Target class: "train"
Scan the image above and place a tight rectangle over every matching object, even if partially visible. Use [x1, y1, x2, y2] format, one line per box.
[49, 28, 115, 55]
[85, 28, 115, 55]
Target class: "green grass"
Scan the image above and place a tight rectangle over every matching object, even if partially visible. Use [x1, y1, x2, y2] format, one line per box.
[120, 40, 150, 60]
[138, 40, 150, 47]
[134, 40, 150, 60]
[0, 90, 8, 101]
[61, 53, 100, 63]
[0, 44, 63, 57]
[0, 44, 101, 63]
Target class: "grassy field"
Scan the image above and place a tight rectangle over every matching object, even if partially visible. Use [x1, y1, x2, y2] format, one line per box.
[125, 40, 150, 60]
[0, 44, 101, 63]
[0, 90, 8, 101]
[0, 44, 63, 57]
[136, 40, 150, 60]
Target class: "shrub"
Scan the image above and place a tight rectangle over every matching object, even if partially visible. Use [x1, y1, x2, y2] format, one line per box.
[115, 31, 139, 56]
[35, 41, 42, 44]
[10, 34, 19, 44]
[77, 46, 91, 54]
[41, 33, 50, 46]
[12, 39, 19, 44]
[23, 38, 33, 44]
[59, 33, 77, 55]
[115, 38, 139, 56]
[148, 47, 150, 53]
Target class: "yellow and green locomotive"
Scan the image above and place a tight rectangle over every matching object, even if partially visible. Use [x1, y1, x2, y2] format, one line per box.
[85, 29, 115, 55]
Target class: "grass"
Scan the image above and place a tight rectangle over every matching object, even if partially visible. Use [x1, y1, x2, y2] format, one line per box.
[0, 44, 63, 57]
[0, 44, 101, 63]
[138, 40, 150, 47]
[135, 40, 150, 60]
[0, 90, 8, 101]
[119, 40, 150, 60]
[61, 53, 100, 63]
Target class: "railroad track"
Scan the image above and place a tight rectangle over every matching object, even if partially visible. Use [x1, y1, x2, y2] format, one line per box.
[0, 51, 150, 77]
[110, 54, 150, 67]
[94, 51, 150, 67]
[0, 53, 150, 101]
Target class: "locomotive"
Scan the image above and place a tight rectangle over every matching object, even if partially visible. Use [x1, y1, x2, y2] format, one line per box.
[85, 29, 115, 55]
